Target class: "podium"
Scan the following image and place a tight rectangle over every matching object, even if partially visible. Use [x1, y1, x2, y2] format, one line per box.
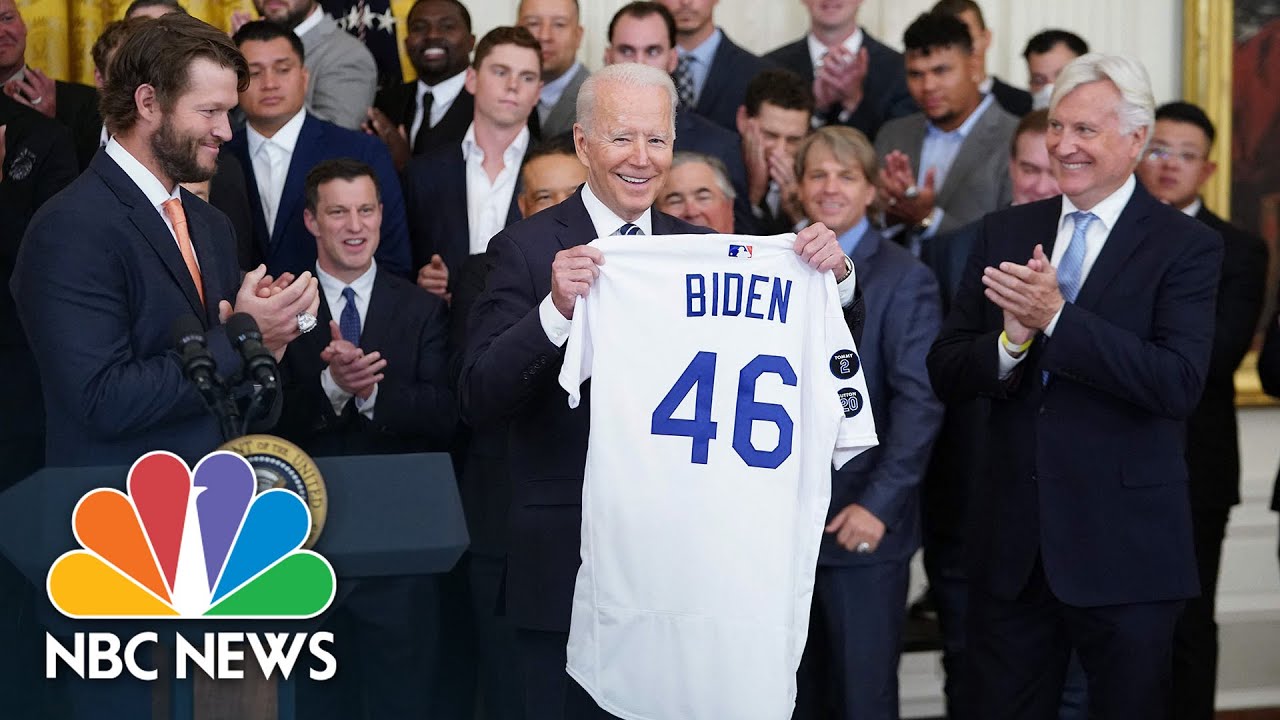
[0, 452, 469, 720]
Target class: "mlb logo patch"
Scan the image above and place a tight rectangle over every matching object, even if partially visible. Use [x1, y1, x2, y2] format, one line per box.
[728, 244, 753, 258]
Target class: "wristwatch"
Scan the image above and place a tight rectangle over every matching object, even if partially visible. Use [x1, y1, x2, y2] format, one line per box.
[838, 255, 854, 282]
[913, 214, 934, 235]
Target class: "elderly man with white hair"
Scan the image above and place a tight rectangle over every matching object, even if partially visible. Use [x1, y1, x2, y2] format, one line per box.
[928, 53, 1223, 719]
[461, 61, 858, 719]
[657, 150, 738, 234]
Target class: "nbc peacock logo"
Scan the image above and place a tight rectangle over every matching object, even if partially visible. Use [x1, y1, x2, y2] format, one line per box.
[46, 450, 336, 619]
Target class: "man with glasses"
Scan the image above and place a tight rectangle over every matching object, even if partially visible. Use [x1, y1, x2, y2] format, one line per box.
[1136, 100, 1267, 720]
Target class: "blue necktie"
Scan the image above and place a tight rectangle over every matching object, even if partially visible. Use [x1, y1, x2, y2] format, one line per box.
[339, 286, 361, 344]
[1043, 211, 1096, 385]
[616, 223, 643, 236]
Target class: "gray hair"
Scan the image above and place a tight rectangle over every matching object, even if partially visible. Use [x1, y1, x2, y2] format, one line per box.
[671, 151, 736, 201]
[575, 62, 677, 137]
[1049, 53, 1154, 147]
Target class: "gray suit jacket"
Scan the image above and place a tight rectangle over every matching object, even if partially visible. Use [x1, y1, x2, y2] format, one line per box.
[541, 64, 589, 139]
[300, 13, 378, 130]
[874, 101, 1018, 236]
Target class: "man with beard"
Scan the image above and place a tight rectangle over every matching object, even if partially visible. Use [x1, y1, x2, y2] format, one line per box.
[367, 0, 476, 171]
[237, 0, 377, 130]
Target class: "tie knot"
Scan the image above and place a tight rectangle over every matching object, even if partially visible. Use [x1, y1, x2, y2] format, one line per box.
[1069, 211, 1097, 234]
[617, 223, 643, 236]
[162, 197, 185, 224]
[342, 286, 356, 303]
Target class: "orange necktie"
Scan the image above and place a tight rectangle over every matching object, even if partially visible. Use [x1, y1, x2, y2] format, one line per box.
[161, 197, 205, 306]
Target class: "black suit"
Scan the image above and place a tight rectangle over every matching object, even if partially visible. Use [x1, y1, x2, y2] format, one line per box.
[48, 78, 102, 171]
[207, 152, 256, 270]
[691, 30, 775, 132]
[459, 190, 711, 719]
[374, 81, 474, 156]
[1170, 205, 1267, 720]
[989, 77, 1033, 117]
[765, 31, 916, 141]
[927, 184, 1220, 718]
[277, 266, 454, 720]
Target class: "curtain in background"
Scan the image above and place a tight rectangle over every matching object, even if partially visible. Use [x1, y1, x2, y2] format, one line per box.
[17, 0, 413, 88]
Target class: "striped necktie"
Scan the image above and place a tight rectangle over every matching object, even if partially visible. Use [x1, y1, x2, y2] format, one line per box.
[616, 223, 643, 236]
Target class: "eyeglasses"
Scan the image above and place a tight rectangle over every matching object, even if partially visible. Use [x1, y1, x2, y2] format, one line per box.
[1145, 147, 1206, 164]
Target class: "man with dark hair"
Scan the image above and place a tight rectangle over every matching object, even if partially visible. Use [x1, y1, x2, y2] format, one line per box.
[604, 2, 748, 213]
[124, 0, 185, 19]
[875, 12, 1017, 247]
[243, 0, 377, 129]
[226, 20, 410, 278]
[0, 0, 101, 170]
[405, 25, 542, 302]
[737, 67, 814, 234]
[518, 132, 585, 217]
[1135, 100, 1267, 720]
[657, 0, 773, 132]
[765, 0, 915, 140]
[367, 0, 476, 171]
[277, 156, 455, 720]
[1023, 29, 1088, 109]
[932, 0, 1031, 116]
[518, 0, 587, 139]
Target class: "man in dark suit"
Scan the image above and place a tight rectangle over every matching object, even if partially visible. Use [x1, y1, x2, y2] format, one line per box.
[874, 13, 1018, 246]
[927, 54, 1221, 719]
[604, 3, 748, 203]
[518, 0, 588, 139]
[765, 0, 915, 140]
[276, 158, 454, 720]
[366, 0, 476, 172]
[737, 68, 815, 234]
[932, 0, 1031, 116]
[1135, 100, 1267, 720]
[789, 125, 944, 720]
[405, 25, 541, 302]
[226, 21, 411, 278]
[460, 62, 858, 720]
[10, 15, 318, 715]
[657, 0, 773, 132]
[0, 0, 102, 171]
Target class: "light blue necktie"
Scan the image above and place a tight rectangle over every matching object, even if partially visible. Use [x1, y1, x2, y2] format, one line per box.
[1042, 211, 1096, 385]
[615, 223, 643, 236]
[339, 286, 361, 344]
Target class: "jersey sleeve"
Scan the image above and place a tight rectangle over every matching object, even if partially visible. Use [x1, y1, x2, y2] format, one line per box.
[825, 269, 879, 470]
[559, 293, 595, 409]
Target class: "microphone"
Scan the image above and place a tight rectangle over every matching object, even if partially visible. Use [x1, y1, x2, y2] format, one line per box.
[226, 313, 279, 390]
[172, 314, 241, 441]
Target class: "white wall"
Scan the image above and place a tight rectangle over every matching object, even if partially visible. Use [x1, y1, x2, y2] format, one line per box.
[462, 0, 1182, 103]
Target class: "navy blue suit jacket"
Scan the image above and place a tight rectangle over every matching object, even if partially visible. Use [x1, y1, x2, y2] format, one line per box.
[926, 184, 1221, 607]
[226, 113, 412, 278]
[822, 228, 943, 566]
[275, 267, 456, 457]
[675, 109, 749, 205]
[765, 31, 916, 141]
[693, 31, 775, 132]
[403, 143, 524, 278]
[10, 150, 247, 467]
[459, 190, 712, 631]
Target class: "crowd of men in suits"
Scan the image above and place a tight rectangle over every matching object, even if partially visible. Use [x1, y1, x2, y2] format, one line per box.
[3, 0, 1280, 718]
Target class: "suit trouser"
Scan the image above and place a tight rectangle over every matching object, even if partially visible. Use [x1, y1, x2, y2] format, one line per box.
[296, 575, 437, 720]
[514, 628, 620, 720]
[1171, 506, 1230, 720]
[470, 554, 525, 720]
[794, 560, 910, 720]
[967, 559, 1183, 720]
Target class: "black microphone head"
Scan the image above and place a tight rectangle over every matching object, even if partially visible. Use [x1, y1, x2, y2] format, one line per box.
[226, 313, 264, 349]
[171, 314, 206, 350]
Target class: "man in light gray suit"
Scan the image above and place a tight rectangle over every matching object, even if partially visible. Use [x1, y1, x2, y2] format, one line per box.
[249, 0, 377, 130]
[874, 12, 1016, 251]
[518, 0, 589, 139]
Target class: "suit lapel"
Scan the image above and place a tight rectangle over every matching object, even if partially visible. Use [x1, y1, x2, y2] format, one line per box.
[228, 134, 271, 251]
[555, 189, 596, 249]
[184, 194, 223, 325]
[1074, 185, 1153, 308]
[272, 115, 320, 243]
[358, 269, 394, 351]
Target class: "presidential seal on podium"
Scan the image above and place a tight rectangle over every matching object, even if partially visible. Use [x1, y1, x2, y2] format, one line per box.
[219, 434, 328, 548]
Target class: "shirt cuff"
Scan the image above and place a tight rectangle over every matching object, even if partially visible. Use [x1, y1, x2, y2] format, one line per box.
[354, 382, 377, 420]
[997, 335, 1027, 380]
[540, 294, 572, 348]
[320, 367, 354, 416]
[1044, 305, 1065, 336]
[836, 261, 857, 308]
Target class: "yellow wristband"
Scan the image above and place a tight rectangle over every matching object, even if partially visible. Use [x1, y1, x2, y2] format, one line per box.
[1000, 330, 1033, 354]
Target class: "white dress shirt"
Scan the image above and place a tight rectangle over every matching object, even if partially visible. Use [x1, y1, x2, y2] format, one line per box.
[410, 69, 467, 142]
[538, 61, 583, 125]
[539, 184, 859, 346]
[247, 109, 307, 234]
[317, 260, 379, 418]
[104, 138, 185, 251]
[807, 28, 863, 70]
[463, 123, 530, 256]
[997, 174, 1138, 376]
[292, 6, 324, 38]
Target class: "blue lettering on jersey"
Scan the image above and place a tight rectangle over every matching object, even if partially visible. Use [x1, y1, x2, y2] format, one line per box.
[684, 273, 793, 324]
[686, 274, 706, 317]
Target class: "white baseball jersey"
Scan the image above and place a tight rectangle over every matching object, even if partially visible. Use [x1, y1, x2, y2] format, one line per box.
[559, 233, 878, 720]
